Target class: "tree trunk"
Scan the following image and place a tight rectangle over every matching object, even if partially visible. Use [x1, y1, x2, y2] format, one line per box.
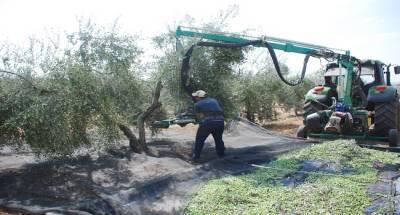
[118, 124, 140, 153]
[245, 99, 255, 122]
[246, 111, 255, 123]
[294, 107, 301, 116]
[117, 81, 162, 154]
[136, 81, 163, 153]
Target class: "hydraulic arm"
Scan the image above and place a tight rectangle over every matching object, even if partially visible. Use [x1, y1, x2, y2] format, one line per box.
[176, 26, 349, 56]
[176, 26, 360, 104]
[153, 26, 361, 129]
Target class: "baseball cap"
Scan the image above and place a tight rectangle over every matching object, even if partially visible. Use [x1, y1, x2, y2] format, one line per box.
[192, 90, 207, 97]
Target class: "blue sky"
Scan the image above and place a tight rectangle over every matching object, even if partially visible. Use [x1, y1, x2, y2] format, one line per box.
[0, 0, 399, 70]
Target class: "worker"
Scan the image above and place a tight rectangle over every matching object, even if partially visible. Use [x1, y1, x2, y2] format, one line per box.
[324, 76, 337, 89]
[191, 90, 225, 162]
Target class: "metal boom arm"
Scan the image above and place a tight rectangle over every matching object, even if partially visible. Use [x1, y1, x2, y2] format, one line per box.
[176, 26, 350, 57]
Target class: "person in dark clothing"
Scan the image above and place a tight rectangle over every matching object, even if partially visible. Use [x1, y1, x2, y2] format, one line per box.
[191, 90, 225, 162]
[324, 76, 337, 89]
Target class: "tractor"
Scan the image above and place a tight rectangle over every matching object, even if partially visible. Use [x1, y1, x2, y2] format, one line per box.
[299, 60, 400, 146]
[152, 26, 400, 147]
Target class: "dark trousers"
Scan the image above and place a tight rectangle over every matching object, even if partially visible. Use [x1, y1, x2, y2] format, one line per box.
[193, 119, 225, 159]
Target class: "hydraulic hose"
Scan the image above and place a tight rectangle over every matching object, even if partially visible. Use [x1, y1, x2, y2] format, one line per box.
[180, 40, 315, 98]
[180, 45, 195, 97]
[180, 40, 266, 99]
[261, 41, 315, 86]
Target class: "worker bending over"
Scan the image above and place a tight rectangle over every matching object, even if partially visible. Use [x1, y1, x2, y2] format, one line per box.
[191, 90, 225, 162]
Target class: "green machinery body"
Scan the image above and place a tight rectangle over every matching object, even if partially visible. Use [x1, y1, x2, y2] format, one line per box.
[153, 26, 400, 146]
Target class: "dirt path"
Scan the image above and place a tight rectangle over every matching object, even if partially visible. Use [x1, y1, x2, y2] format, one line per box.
[0, 118, 310, 215]
[263, 116, 303, 137]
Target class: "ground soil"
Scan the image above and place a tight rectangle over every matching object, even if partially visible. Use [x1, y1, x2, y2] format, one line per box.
[259, 108, 303, 137]
[0, 118, 309, 215]
[263, 116, 303, 136]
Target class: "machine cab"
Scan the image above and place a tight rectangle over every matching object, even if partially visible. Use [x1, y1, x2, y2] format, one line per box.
[358, 60, 386, 95]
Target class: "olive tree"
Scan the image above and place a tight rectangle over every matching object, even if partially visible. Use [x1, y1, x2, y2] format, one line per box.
[153, 10, 246, 120]
[0, 20, 160, 156]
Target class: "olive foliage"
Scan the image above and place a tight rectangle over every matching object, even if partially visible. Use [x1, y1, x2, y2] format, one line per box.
[153, 16, 246, 119]
[0, 21, 149, 156]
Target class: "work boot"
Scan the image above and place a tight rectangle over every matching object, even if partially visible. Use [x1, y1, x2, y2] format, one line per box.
[190, 154, 200, 164]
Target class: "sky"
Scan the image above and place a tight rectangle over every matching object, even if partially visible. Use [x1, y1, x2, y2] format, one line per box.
[0, 0, 399, 76]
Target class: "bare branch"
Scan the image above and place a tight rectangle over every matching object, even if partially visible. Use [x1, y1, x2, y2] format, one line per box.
[142, 80, 163, 118]
[0, 69, 56, 95]
[0, 69, 37, 88]
[136, 80, 163, 152]
[118, 124, 140, 153]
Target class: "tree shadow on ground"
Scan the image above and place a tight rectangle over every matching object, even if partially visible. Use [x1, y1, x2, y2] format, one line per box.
[0, 150, 134, 214]
[0, 136, 308, 214]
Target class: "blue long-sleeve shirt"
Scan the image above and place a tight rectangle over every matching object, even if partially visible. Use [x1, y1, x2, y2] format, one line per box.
[194, 96, 223, 116]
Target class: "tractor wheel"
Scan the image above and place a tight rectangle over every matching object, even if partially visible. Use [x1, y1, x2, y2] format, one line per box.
[303, 101, 323, 124]
[388, 129, 399, 147]
[296, 125, 308, 138]
[178, 123, 188, 127]
[374, 99, 399, 136]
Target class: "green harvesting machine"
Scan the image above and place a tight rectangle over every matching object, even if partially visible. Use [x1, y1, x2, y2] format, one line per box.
[153, 26, 400, 147]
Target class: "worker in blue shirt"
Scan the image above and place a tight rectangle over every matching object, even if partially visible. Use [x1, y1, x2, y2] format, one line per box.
[191, 90, 225, 162]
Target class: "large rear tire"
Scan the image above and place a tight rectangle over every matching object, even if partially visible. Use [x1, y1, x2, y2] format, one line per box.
[296, 125, 308, 138]
[303, 101, 323, 124]
[388, 129, 399, 147]
[374, 99, 399, 136]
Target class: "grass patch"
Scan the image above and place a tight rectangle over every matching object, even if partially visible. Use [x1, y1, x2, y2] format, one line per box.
[185, 140, 400, 214]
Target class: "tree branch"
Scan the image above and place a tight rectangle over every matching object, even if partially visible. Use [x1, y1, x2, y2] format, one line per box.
[118, 124, 140, 153]
[0, 69, 38, 89]
[0, 69, 54, 95]
[136, 81, 163, 152]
